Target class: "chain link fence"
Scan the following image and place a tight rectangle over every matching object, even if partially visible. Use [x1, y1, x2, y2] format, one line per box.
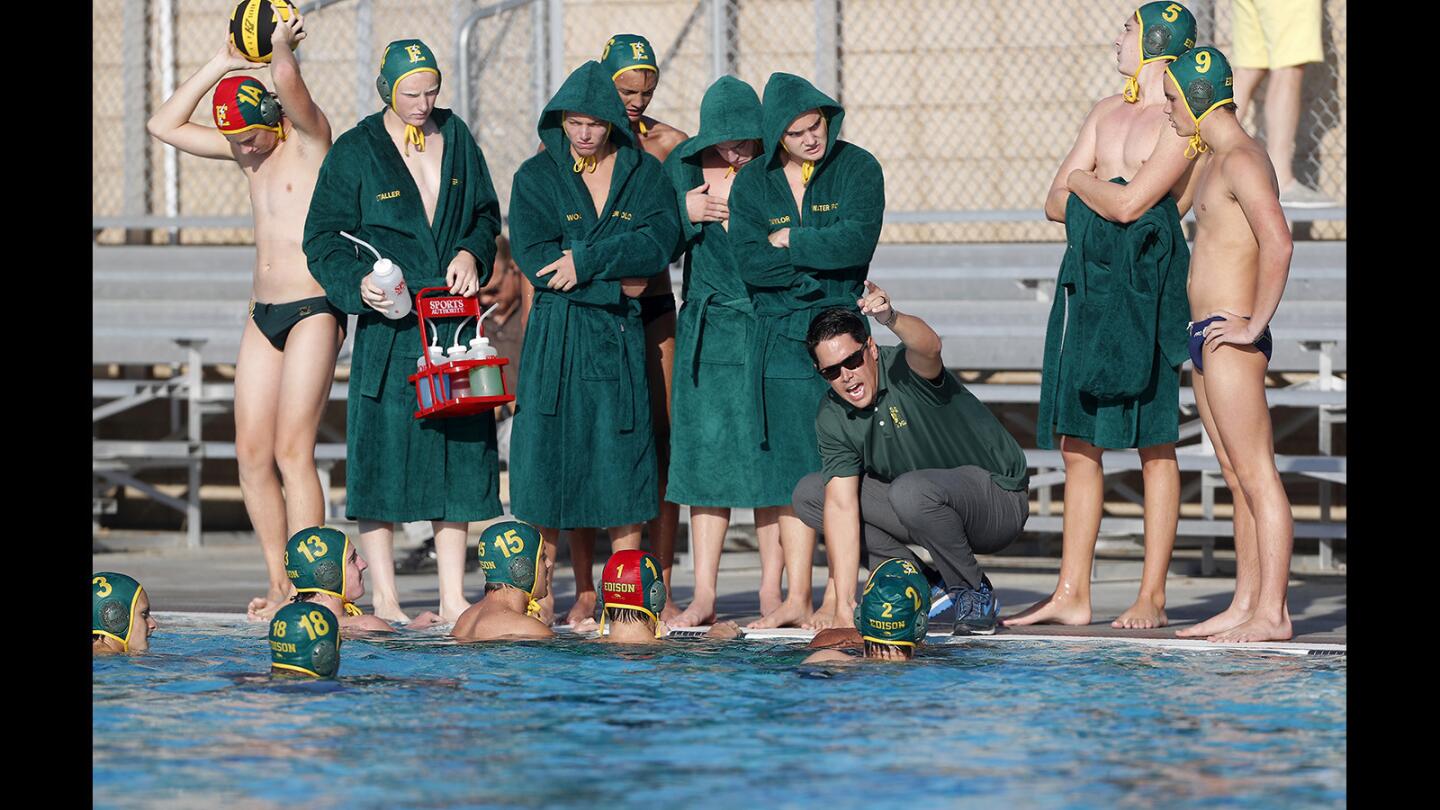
[93, 0, 1345, 245]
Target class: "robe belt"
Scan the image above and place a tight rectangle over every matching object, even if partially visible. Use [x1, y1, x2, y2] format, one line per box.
[683, 290, 753, 385]
[532, 292, 640, 433]
[747, 295, 857, 448]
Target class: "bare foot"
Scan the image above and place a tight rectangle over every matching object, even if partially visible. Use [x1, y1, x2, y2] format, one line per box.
[439, 599, 472, 623]
[670, 600, 718, 629]
[1112, 595, 1168, 629]
[564, 591, 598, 627]
[572, 617, 599, 634]
[746, 599, 813, 629]
[759, 585, 783, 617]
[371, 600, 412, 624]
[1208, 615, 1292, 643]
[801, 608, 855, 631]
[1175, 604, 1252, 638]
[660, 595, 682, 623]
[1001, 593, 1091, 627]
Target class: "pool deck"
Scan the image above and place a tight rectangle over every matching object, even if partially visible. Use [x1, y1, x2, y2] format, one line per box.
[94, 529, 1345, 648]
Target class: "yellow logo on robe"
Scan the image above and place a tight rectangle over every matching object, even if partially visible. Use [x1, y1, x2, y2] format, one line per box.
[889, 405, 908, 427]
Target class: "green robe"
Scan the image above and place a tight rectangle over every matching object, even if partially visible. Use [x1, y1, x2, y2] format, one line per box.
[663, 76, 767, 508]
[303, 108, 503, 523]
[508, 60, 680, 529]
[728, 72, 885, 505]
[1036, 184, 1190, 450]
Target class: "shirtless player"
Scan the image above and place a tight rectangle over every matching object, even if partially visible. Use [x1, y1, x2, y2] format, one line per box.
[1163, 47, 1295, 643]
[147, 14, 338, 621]
[1008, 2, 1199, 631]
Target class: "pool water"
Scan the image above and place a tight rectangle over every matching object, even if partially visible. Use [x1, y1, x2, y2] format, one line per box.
[93, 614, 1345, 808]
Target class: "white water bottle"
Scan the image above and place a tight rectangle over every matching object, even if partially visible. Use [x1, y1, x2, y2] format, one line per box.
[446, 345, 473, 398]
[467, 337, 505, 397]
[367, 258, 411, 319]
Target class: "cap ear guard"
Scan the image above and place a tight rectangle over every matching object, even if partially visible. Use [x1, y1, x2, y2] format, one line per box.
[258, 91, 282, 126]
[376, 74, 391, 107]
[1143, 24, 1172, 57]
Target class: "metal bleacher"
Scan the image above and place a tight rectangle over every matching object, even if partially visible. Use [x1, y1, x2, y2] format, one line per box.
[93, 240, 1346, 565]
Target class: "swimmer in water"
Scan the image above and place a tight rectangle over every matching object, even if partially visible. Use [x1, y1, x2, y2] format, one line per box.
[802, 559, 931, 664]
[93, 573, 159, 654]
[269, 602, 341, 678]
[452, 521, 555, 641]
[586, 550, 669, 645]
[285, 526, 442, 635]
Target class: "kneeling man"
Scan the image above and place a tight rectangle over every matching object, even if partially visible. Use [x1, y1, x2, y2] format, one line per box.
[793, 283, 1031, 635]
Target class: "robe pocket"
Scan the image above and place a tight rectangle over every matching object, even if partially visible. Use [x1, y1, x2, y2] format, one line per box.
[763, 332, 818, 379]
[578, 313, 622, 381]
[698, 310, 747, 366]
[353, 320, 398, 399]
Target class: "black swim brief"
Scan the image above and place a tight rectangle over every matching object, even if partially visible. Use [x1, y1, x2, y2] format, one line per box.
[639, 294, 677, 327]
[1187, 316, 1273, 373]
[250, 296, 347, 351]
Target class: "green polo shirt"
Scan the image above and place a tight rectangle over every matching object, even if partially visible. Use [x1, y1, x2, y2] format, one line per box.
[815, 345, 1030, 491]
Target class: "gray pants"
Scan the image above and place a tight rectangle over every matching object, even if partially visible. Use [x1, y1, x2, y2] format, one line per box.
[792, 467, 1029, 590]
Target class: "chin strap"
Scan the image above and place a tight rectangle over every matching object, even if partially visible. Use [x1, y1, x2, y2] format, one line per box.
[1123, 75, 1141, 104]
[403, 124, 426, 155]
[638, 119, 649, 135]
[573, 153, 598, 173]
[800, 159, 815, 185]
[725, 164, 737, 178]
[343, 602, 364, 617]
[525, 598, 543, 618]
[1184, 133, 1209, 160]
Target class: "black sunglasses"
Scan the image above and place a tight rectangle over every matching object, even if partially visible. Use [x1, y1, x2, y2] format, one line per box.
[817, 346, 867, 380]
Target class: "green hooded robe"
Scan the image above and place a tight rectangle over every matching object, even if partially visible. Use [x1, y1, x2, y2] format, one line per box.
[728, 73, 885, 505]
[507, 61, 681, 529]
[303, 108, 503, 523]
[662, 76, 767, 508]
[1036, 184, 1190, 450]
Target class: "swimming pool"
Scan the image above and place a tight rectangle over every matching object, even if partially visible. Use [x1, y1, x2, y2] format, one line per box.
[93, 613, 1345, 808]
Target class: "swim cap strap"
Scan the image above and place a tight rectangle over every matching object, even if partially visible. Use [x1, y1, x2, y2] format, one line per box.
[573, 153, 597, 173]
[1184, 134, 1208, 160]
[525, 598, 543, 618]
[1123, 75, 1141, 104]
[725, 164, 736, 178]
[638, 120, 649, 136]
[404, 124, 425, 155]
[801, 160, 815, 185]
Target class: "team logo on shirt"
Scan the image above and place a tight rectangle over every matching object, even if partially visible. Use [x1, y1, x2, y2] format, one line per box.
[889, 406, 908, 427]
[811, 202, 840, 213]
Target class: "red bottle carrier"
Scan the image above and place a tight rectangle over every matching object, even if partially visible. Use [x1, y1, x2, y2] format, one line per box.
[407, 287, 515, 419]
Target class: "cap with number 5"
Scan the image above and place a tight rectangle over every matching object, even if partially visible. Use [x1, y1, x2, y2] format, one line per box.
[270, 602, 342, 678]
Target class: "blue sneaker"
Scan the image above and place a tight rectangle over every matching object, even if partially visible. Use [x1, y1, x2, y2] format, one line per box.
[951, 576, 999, 636]
[927, 584, 953, 619]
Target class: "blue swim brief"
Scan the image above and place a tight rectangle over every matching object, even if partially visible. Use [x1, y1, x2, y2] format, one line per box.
[1187, 316, 1273, 373]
